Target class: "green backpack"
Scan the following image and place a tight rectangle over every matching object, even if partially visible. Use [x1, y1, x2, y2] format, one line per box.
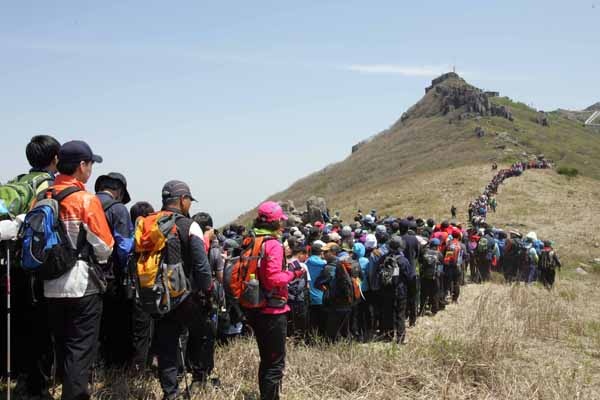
[0, 172, 53, 218]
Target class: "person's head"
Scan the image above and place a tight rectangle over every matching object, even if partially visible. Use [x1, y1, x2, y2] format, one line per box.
[427, 218, 435, 228]
[57, 140, 103, 183]
[352, 242, 366, 258]
[388, 235, 406, 253]
[192, 212, 214, 232]
[129, 201, 154, 225]
[291, 244, 308, 262]
[365, 233, 377, 250]
[399, 219, 410, 235]
[429, 238, 441, 248]
[161, 180, 196, 216]
[26, 135, 60, 172]
[441, 220, 450, 229]
[253, 201, 288, 233]
[322, 242, 340, 263]
[543, 240, 552, 248]
[94, 172, 131, 204]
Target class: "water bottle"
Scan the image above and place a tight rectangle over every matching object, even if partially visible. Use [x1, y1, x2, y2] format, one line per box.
[242, 273, 261, 306]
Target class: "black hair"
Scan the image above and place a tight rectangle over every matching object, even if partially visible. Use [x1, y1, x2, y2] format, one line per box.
[252, 218, 281, 232]
[57, 161, 80, 176]
[26, 135, 60, 169]
[96, 177, 124, 193]
[192, 212, 214, 231]
[130, 201, 155, 224]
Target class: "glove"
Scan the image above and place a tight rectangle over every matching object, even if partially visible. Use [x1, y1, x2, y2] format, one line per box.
[0, 219, 19, 241]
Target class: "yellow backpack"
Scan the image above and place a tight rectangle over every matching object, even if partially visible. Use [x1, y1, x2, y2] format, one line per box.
[133, 211, 189, 315]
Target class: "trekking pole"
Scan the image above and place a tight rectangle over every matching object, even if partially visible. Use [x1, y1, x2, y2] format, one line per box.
[178, 336, 191, 400]
[4, 241, 11, 400]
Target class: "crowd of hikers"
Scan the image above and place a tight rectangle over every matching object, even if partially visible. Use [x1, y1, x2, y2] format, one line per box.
[0, 136, 562, 400]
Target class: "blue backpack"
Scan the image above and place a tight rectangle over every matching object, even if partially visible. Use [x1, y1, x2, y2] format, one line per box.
[21, 187, 84, 280]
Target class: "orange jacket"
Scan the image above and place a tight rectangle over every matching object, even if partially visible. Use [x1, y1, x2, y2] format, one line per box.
[43, 174, 114, 298]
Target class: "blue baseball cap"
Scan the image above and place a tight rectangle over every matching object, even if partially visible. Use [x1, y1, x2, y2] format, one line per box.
[59, 140, 103, 164]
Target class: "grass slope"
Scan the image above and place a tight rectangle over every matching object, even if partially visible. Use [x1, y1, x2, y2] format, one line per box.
[18, 274, 600, 400]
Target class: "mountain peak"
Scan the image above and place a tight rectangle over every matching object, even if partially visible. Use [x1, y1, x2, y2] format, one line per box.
[399, 72, 510, 123]
[585, 102, 600, 111]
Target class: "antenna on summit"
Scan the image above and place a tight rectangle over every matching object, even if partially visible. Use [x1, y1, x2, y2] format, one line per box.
[452, 65, 456, 73]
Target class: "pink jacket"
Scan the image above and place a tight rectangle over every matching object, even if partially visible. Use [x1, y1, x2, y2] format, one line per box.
[257, 238, 295, 315]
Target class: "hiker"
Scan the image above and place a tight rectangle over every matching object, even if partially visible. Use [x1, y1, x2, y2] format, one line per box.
[305, 241, 327, 337]
[95, 172, 135, 368]
[379, 236, 413, 344]
[129, 201, 156, 372]
[286, 244, 311, 339]
[0, 135, 60, 398]
[399, 220, 419, 326]
[315, 242, 354, 342]
[43, 140, 114, 400]
[189, 211, 223, 387]
[352, 242, 372, 341]
[539, 241, 561, 289]
[148, 180, 212, 399]
[443, 234, 462, 303]
[524, 232, 540, 284]
[240, 201, 304, 400]
[419, 239, 442, 315]
[450, 205, 457, 219]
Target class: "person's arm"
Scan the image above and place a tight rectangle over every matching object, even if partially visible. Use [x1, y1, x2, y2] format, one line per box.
[209, 245, 225, 283]
[188, 222, 212, 292]
[111, 204, 134, 272]
[554, 252, 562, 269]
[261, 240, 297, 290]
[84, 195, 115, 264]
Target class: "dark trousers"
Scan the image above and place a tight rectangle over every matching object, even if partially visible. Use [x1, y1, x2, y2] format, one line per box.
[419, 278, 439, 315]
[99, 281, 133, 367]
[540, 268, 556, 289]
[48, 294, 103, 400]
[380, 293, 406, 343]
[407, 277, 418, 326]
[444, 265, 461, 302]
[130, 298, 154, 370]
[246, 311, 288, 400]
[1, 269, 54, 395]
[367, 291, 383, 334]
[287, 300, 309, 338]
[308, 304, 326, 337]
[155, 297, 213, 397]
[186, 308, 216, 383]
[325, 308, 351, 342]
[357, 293, 374, 341]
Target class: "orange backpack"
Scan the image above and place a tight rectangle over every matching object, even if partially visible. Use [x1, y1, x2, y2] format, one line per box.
[133, 211, 189, 315]
[443, 241, 461, 266]
[229, 235, 275, 309]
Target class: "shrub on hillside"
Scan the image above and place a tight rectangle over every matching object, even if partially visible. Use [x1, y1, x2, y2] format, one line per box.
[557, 166, 579, 178]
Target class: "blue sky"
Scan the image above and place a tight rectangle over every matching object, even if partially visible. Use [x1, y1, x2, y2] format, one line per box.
[1, 1, 598, 225]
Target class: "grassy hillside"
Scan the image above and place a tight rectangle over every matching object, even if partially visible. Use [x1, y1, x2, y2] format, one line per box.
[234, 74, 600, 262]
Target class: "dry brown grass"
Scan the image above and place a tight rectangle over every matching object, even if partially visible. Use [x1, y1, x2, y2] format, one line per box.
[6, 274, 595, 400]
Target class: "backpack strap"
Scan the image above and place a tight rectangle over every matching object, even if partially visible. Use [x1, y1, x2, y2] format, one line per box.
[53, 186, 82, 203]
[100, 198, 120, 213]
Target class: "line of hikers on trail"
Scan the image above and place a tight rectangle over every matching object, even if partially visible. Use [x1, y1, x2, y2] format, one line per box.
[0, 136, 562, 400]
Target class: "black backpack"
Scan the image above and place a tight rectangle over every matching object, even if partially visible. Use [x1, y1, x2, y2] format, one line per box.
[420, 249, 440, 280]
[322, 264, 354, 307]
[287, 260, 307, 303]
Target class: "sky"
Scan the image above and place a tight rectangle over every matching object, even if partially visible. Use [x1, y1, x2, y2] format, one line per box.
[1, 1, 598, 226]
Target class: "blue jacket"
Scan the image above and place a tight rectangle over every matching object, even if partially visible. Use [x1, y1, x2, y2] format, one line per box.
[306, 254, 327, 305]
[353, 243, 370, 292]
[96, 192, 134, 277]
